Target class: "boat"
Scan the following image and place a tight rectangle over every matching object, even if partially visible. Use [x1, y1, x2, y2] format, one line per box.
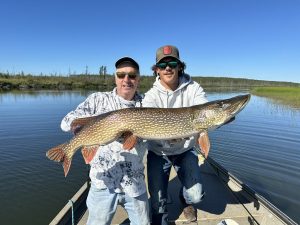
[49, 155, 297, 225]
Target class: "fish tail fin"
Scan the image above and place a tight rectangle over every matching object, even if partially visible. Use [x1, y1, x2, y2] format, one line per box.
[46, 143, 72, 177]
[46, 143, 67, 162]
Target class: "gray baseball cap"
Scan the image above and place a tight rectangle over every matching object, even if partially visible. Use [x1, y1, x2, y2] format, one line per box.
[156, 45, 181, 63]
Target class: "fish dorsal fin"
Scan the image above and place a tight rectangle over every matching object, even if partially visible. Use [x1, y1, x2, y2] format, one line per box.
[122, 131, 138, 150]
[198, 130, 210, 158]
[81, 145, 99, 164]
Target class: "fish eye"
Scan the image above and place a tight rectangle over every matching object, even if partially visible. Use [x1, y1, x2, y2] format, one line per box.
[217, 102, 224, 108]
[221, 102, 229, 109]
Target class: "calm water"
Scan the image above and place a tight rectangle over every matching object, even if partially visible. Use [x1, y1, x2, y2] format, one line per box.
[0, 90, 299, 224]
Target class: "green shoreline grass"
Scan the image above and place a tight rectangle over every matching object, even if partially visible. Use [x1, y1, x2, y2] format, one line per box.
[251, 86, 300, 108]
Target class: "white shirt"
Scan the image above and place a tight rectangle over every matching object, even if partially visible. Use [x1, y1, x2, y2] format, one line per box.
[61, 88, 147, 197]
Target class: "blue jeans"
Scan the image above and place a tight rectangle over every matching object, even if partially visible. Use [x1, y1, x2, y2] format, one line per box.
[147, 149, 205, 225]
[86, 185, 150, 225]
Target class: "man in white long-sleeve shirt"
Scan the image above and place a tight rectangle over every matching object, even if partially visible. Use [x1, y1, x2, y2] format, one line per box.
[142, 45, 208, 224]
[61, 57, 150, 225]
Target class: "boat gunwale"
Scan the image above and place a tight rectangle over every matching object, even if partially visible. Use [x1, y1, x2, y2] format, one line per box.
[49, 181, 90, 225]
[206, 157, 297, 225]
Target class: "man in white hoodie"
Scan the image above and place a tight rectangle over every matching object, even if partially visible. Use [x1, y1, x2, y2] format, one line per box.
[142, 45, 208, 224]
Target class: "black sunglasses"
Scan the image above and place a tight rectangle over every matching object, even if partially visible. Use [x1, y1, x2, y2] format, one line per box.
[156, 61, 178, 69]
[116, 72, 138, 79]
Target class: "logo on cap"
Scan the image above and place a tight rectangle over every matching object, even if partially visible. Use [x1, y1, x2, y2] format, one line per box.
[163, 46, 172, 55]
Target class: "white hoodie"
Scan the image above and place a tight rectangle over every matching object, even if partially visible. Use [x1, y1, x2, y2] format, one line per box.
[142, 74, 208, 155]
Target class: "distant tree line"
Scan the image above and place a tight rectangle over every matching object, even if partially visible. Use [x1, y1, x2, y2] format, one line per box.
[1, 71, 299, 92]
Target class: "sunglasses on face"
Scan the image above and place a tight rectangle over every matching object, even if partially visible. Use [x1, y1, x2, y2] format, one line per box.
[156, 61, 178, 69]
[116, 72, 138, 79]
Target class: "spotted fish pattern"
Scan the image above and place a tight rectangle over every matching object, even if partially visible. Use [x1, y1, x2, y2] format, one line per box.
[47, 93, 251, 198]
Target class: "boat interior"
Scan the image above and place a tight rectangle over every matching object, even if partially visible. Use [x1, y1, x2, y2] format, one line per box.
[50, 155, 296, 225]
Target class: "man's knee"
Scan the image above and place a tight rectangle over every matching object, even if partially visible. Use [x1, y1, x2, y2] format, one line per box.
[183, 183, 205, 204]
[151, 198, 168, 214]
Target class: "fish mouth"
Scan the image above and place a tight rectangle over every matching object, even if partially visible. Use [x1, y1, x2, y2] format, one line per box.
[222, 94, 251, 116]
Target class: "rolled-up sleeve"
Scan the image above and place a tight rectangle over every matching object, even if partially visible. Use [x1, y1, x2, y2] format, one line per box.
[60, 93, 102, 132]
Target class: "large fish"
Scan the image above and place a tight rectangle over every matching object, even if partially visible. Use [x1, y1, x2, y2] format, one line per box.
[46, 94, 250, 176]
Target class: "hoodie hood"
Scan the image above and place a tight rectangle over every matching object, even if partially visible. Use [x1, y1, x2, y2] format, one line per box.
[153, 73, 192, 94]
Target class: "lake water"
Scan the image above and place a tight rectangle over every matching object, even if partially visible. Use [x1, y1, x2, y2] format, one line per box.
[0, 90, 299, 224]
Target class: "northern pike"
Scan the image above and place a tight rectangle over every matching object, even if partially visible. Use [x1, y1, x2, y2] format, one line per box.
[46, 94, 250, 176]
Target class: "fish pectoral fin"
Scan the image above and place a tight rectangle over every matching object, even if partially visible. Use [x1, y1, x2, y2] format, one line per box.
[122, 131, 138, 151]
[81, 145, 99, 164]
[198, 131, 210, 158]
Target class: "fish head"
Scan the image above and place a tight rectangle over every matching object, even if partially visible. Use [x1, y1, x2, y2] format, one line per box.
[192, 94, 251, 130]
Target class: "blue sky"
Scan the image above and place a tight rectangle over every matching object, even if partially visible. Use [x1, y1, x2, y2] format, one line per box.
[1, 0, 300, 83]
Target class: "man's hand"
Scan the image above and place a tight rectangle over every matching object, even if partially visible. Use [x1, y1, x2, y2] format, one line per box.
[71, 124, 83, 135]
